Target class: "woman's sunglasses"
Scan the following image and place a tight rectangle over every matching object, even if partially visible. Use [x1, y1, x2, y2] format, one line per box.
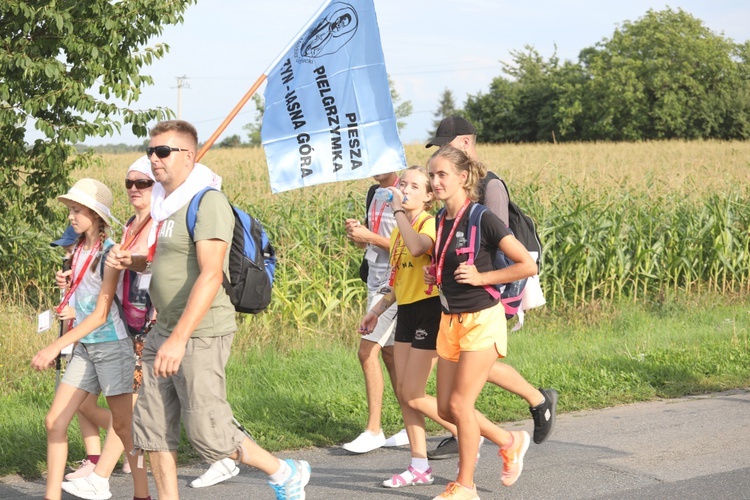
[125, 179, 155, 190]
[147, 145, 189, 158]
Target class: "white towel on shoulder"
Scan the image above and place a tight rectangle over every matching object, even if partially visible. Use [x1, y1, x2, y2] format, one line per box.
[147, 163, 222, 247]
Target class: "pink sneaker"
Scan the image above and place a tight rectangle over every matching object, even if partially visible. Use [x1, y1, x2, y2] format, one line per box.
[65, 459, 96, 480]
[500, 430, 530, 486]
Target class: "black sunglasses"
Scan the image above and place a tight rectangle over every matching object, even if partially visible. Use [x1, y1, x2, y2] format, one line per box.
[125, 179, 155, 190]
[147, 145, 190, 158]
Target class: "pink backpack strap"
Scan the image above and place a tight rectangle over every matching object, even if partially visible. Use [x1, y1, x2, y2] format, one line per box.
[456, 218, 501, 300]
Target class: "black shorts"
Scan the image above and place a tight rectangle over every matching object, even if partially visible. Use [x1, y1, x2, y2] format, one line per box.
[394, 297, 441, 350]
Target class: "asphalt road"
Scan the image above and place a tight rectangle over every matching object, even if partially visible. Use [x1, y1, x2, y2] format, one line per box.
[2, 389, 749, 499]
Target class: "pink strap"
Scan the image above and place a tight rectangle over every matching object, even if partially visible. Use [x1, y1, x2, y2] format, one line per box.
[408, 466, 432, 484]
[456, 223, 502, 300]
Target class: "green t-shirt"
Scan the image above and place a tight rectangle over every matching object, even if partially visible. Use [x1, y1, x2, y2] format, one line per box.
[150, 190, 237, 338]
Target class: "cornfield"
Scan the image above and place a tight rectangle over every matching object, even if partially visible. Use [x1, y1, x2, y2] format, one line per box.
[2, 140, 749, 341]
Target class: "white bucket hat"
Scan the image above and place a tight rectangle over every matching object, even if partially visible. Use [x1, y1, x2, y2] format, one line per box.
[57, 178, 114, 227]
[127, 155, 155, 181]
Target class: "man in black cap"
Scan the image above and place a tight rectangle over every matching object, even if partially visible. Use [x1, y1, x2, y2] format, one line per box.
[425, 115, 558, 459]
[426, 116, 510, 222]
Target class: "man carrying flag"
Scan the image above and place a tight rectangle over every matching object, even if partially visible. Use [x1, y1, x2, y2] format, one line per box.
[110, 120, 311, 500]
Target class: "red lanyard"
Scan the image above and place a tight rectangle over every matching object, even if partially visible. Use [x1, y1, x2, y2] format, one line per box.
[369, 177, 399, 235]
[434, 199, 471, 287]
[55, 239, 101, 313]
[121, 215, 152, 251]
[388, 212, 423, 286]
[146, 220, 164, 263]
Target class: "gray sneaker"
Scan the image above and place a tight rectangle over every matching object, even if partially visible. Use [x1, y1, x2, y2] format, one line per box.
[427, 435, 459, 460]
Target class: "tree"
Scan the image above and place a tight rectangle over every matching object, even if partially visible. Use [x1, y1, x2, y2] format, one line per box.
[464, 9, 750, 143]
[578, 8, 750, 141]
[389, 75, 412, 133]
[465, 46, 577, 142]
[0, 0, 195, 224]
[430, 88, 458, 135]
[217, 134, 243, 148]
[242, 94, 265, 147]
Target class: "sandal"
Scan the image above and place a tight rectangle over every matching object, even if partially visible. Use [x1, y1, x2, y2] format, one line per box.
[382, 465, 434, 488]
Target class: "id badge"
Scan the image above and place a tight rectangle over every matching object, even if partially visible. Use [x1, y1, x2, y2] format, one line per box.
[365, 246, 378, 263]
[439, 288, 449, 311]
[37, 310, 52, 333]
[137, 273, 152, 290]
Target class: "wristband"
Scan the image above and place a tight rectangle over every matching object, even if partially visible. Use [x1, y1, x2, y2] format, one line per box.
[393, 209, 405, 215]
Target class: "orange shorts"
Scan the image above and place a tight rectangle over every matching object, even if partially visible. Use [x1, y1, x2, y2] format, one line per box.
[436, 302, 507, 362]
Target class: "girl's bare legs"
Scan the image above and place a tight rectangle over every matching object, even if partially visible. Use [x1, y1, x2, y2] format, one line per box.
[44, 384, 91, 500]
[394, 343, 457, 459]
[76, 392, 111, 459]
[437, 349, 513, 489]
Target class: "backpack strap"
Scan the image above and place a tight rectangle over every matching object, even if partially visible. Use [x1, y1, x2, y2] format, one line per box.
[185, 186, 233, 296]
[463, 204, 502, 300]
[455, 203, 483, 265]
[186, 187, 217, 240]
[363, 183, 378, 227]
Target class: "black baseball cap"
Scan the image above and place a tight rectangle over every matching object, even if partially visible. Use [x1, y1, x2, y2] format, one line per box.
[425, 116, 477, 148]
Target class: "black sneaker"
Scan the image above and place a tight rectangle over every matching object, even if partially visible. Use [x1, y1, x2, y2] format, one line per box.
[530, 388, 558, 444]
[427, 435, 459, 460]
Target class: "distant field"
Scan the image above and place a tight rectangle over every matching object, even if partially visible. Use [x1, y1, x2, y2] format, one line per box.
[89, 140, 750, 214]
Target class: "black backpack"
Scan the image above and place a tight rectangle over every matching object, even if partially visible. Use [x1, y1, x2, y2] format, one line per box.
[187, 188, 276, 314]
[479, 171, 543, 274]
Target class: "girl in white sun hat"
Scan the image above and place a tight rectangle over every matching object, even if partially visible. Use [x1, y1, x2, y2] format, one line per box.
[32, 178, 149, 500]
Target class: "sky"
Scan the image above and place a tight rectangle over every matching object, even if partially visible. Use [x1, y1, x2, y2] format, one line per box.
[76, 0, 749, 147]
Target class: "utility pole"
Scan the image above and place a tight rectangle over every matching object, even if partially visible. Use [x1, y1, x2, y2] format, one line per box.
[174, 75, 190, 119]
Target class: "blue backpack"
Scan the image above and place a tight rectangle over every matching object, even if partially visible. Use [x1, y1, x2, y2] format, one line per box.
[187, 187, 276, 314]
[437, 203, 527, 319]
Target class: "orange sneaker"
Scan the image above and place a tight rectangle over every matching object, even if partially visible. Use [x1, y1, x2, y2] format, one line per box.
[432, 481, 480, 499]
[499, 430, 530, 486]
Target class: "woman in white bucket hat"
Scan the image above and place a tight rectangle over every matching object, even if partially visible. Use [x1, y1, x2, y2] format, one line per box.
[32, 178, 149, 500]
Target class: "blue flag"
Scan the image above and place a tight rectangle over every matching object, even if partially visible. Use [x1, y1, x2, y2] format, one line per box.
[261, 0, 407, 193]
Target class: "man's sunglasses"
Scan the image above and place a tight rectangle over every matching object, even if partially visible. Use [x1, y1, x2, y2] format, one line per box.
[125, 179, 155, 190]
[147, 145, 190, 158]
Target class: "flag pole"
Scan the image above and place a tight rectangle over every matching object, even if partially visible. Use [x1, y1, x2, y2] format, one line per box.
[194, 0, 332, 163]
[195, 73, 267, 162]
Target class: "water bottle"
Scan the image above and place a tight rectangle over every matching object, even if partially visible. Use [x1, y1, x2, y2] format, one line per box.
[373, 187, 407, 203]
[373, 187, 393, 202]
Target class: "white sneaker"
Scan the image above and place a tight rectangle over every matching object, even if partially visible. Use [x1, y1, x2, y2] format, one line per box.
[61, 474, 112, 500]
[383, 429, 409, 447]
[342, 430, 386, 454]
[190, 458, 240, 488]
